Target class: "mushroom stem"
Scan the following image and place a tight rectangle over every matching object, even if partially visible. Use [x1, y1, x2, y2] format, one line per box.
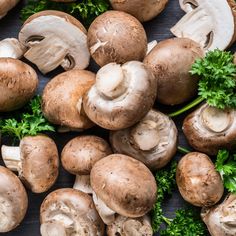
[1, 146, 21, 172]
[147, 40, 157, 54]
[73, 175, 92, 194]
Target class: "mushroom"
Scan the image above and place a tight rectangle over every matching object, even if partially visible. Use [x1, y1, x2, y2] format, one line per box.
[183, 103, 236, 155]
[0, 38, 26, 59]
[83, 61, 157, 130]
[107, 215, 153, 236]
[109, 0, 168, 22]
[61, 135, 112, 194]
[201, 194, 236, 236]
[87, 10, 147, 67]
[42, 69, 95, 131]
[110, 109, 177, 170]
[144, 38, 204, 105]
[18, 10, 90, 74]
[90, 154, 157, 224]
[0, 166, 28, 233]
[0, 0, 19, 19]
[171, 0, 236, 51]
[40, 188, 104, 236]
[1, 135, 59, 193]
[176, 152, 224, 207]
[0, 58, 38, 112]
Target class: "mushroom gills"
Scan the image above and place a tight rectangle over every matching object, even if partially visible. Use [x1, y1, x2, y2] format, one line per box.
[73, 175, 93, 194]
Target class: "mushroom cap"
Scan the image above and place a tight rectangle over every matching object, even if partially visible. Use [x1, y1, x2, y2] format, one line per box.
[61, 135, 112, 175]
[40, 188, 104, 236]
[0, 0, 19, 18]
[42, 69, 95, 130]
[183, 103, 236, 155]
[0, 58, 38, 112]
[144, 38, 204, 105]
[109, 0, 168, 22]
[176, 152, 224, 207]
[87, 10, 147, 67]
[90, 154, 157, 218]
[19, 135, 59, 193]
[110, 109, 177, 170]
[0, 166, 28, 233]
[83, 61, 157, 130]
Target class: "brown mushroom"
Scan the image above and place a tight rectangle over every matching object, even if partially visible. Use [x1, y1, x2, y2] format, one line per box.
[87, 10, 147, 67]
[61, 135, 112, 194]
[40, 188, 104, 236]
[176, 152, 224, 207]
[42, 69, 95, 131]
[1, 135, 59, 193]
[0, 0, 19, 19]
[110, 109, 177, 170]
[0, 58, 38, 112]
[83, 61, 157, 130]
[0, 166, 28, 233]
[144, 38, 204, 105]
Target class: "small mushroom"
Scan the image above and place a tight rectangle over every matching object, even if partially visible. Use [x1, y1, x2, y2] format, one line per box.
[0, 0, 19, 19]
[0, 58, 38, 112]
[176, 152, 224, 207]
[61, 135, 112, 194]
[42, 69, 95, 131]
[109, 0, 168, 22]
[90, 154, 157, 224]
[1, 135, 59, 193]
[144, 38, 204, 105]
[171, 0, 236, 51]
[87, 10, 147, 67]
[110, 109, 177, 170]
[40, 188, 104, 236]
[83, 61, 157, 130]
[19, 10, 90, 74]
[0, 166, 28, 233]
[183, 103, 236, 155]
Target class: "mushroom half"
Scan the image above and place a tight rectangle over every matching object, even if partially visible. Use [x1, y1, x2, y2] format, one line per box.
[0, 0, 19, 19]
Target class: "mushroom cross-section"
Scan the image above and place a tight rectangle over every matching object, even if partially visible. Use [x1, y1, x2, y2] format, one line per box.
[1, 135, 59, 193]
[0, 0, 19, 19]
[19, 10, 90, 74]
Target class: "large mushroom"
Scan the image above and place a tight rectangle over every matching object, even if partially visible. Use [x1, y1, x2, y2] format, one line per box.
[110, 109, 177, 170]
[61, 135, 112, 194]
[90, 154, 157, 224]
[87, 10, 147, 67]
[40, 188, 104, 236]
[144, 38, 204, 105]
[0, 0, 19, 19]
[183, 103, 236, 155]
[1, 135, 59, 193]
[0, 58, 38, 112]
[83, 61, 157, 130]
[42, 69, 95, 131]
[171, 0, 236, 51]
[18, 10, 90, 74]
[0, 166, 28, 233]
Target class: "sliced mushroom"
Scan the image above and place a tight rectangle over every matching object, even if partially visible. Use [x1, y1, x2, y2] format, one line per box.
[0, 166, 28, 232]
[42, 69, 95, 131]
[1, 135, 59, 193]
[40, 188, 104, 236]
[61, 135, 112, 194]
[144, 38, 204, 105]
[183, 103, 236, 155]
[110, 109, 177, 170]
[83, 61, 157, 130]
[171, 0, 236, 50]
[0, 0, 19, 19]
[0, 58, 38, 112]
[87, 10, 147, 67]
[19, 10, 90, 74]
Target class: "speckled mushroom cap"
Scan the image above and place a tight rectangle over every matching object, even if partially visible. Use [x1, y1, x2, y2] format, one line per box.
[183, 103, 236, 155]
[61, 135, 112, 175]
[0, 58, 38, 112]
[40, 188, 104, 236]
[0, 166, 28, 233]
[90, 154, 157, 218]
[19, 135, 59, 193]
[42, 69, 95, 130]
[87, 11, 147, 67]
[110, 109, 177, 170]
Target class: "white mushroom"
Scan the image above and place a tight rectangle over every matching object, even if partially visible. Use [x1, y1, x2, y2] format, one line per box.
[0, 0, 19, 19]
